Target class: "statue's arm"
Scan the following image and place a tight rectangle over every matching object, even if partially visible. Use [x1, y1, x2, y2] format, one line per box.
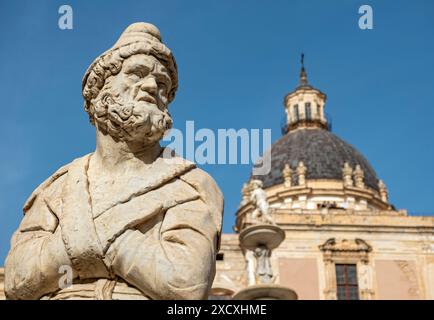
[106, 197, 220, 299]
[5, 196, 71, 300]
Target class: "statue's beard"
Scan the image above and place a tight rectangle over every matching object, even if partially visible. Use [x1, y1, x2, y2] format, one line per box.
[92, 88, 172, 145]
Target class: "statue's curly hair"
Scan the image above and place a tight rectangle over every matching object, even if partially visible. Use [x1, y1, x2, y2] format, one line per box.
[82, 41, 178, 125]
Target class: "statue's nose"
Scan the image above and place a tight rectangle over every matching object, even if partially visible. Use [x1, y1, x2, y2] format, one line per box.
[139, 77, 157, 95]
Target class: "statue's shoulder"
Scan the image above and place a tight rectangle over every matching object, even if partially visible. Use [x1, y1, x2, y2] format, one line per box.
[179, 166, 224, 233]
[22, 154, 91, 213]
[154, 151, 223, 213]
[180, 167, 222, 200]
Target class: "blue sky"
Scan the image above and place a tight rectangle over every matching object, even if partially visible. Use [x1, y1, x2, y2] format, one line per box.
[1, 0, 434, 264]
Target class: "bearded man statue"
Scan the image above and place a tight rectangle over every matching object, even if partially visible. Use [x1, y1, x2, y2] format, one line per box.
[4, 22, 224, 300]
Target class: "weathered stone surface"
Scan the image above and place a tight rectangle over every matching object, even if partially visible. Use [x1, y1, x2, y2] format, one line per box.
[5, 22, 223, 300]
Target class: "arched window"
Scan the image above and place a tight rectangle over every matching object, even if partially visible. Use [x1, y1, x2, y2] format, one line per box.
[317, 104, 321, 119]
[293, 104, 299, 122]
[305, 102, 312, 120]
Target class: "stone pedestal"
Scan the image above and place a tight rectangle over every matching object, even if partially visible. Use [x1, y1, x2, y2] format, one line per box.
[237, 224, 297, 300]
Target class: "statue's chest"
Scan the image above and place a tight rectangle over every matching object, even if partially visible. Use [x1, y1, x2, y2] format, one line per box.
[88, 174, 146, 218]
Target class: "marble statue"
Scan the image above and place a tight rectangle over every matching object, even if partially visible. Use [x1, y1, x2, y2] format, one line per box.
[254, 246, 274, 284]
[5, 22, 223, 300]
[250, 180, 275, 225]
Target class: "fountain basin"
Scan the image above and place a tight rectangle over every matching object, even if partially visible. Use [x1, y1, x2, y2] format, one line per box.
[233, 284, 297, 300]
[239, 224, 285, 250]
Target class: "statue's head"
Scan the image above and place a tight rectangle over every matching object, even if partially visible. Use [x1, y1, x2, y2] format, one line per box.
[82, 22, 178, 146]
[251, 179, 263, 190]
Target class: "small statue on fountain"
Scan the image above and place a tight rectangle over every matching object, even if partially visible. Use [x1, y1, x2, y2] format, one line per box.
[250, 179, 276, 225]
[254, 246, 274, 284]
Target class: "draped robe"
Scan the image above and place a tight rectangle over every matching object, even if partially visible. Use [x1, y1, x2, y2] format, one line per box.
[5, 151, 223, 300]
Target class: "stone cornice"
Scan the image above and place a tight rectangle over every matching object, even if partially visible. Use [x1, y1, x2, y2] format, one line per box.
[235, 180, 396, 230]
[269, 212, 434, 233]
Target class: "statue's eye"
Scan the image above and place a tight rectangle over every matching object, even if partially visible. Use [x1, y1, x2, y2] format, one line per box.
[127, 69, 145, 81]
[127, 73, 140, 81]
[156, 75, 169, 94]
[158, 82, 167, 93]
[135, 70, 144, 77]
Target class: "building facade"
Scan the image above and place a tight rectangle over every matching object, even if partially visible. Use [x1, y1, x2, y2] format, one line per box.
[210, 61, 434, 300]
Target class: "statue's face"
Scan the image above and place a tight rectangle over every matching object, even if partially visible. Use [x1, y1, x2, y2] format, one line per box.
[111, 54, 172, 111]
[92, 54, 173, 145]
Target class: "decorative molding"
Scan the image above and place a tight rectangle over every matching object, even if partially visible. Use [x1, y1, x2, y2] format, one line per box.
[319, 238, 374, 300]
[353, 165, 365, 189]
[342, 162, 354, 187]
[282, 164, 293, 188]
[319, 238, 372, 263]
[296, 161, 307, 187]
[378, 180, 389, 203]
[395, 261, 420, 298]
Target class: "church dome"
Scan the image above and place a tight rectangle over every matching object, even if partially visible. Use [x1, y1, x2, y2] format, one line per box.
[251, 128, 380, 191]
